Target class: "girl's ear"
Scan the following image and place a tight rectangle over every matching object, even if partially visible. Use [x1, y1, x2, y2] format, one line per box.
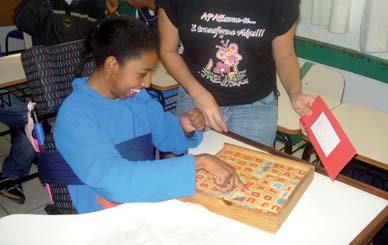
[103, 56, 120, 84]
[103, 56, 119, 76]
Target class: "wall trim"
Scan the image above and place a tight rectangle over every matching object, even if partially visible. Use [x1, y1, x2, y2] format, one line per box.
[295, 36, 388, 84]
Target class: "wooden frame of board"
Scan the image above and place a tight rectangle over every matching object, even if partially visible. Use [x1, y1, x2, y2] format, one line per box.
[180, 143, 314, 233]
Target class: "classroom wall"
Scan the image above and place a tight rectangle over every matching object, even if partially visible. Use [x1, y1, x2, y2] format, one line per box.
[298, 0, 388, 113]
[298, 0, 388, 59]
[0, 0, 22, 26]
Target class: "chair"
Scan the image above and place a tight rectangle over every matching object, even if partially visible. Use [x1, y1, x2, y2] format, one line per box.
[276, 61, 345, 155]
[299, 64, 345, 164]
[146, 63, 179, 113]
[21, 39, 94, 118]
[147, 87, 179, 113]
[301, 64, 345, 104]
[20, 40, 169, 214]
[5, 30, 24, 55]
[21, 39, 95, 214]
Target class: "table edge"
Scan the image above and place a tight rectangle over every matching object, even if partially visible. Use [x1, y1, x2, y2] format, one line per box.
[0, 78, 27, 89]
[222, 131, 388, 243]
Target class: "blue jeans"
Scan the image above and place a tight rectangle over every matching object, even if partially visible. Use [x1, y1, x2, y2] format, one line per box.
[176, 88, 278, 146]
[0, 95, 35, 179]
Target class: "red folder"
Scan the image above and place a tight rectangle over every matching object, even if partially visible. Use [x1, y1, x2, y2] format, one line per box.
[300, 96, 356, 180]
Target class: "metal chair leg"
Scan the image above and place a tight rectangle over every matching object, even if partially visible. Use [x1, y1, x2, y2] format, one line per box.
[277, 132, 293, 154]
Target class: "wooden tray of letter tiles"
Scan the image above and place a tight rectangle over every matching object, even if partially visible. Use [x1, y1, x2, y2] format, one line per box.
[180, 143, 314, 233]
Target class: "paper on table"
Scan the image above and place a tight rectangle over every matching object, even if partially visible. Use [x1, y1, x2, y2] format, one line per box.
[301, 96, 356, 180]
[0, 201, 258, 245]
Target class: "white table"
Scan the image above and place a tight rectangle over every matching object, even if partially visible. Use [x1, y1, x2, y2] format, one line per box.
[0, 53, 27, 131]
[0, 53, 27, 89]
[0, 131, 386, 245]
[0, 55, 179, 91]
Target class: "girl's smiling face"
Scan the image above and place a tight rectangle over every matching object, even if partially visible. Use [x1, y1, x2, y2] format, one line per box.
[106, 50, 159, 99]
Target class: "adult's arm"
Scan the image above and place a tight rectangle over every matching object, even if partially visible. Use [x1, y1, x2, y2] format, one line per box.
[158, 8, 227, 132]
[272, 24, 314, 116]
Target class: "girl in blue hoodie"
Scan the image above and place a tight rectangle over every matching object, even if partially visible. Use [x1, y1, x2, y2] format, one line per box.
[54, 16, 245, 213]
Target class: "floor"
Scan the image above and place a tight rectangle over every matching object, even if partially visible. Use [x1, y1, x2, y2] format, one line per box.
[0, 124, 304, 218]
[0, 124, 50, 217]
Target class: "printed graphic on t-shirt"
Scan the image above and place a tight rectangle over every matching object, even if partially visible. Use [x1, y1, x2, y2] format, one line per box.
[200, 40, 248, 87]
[193, 12, 266, 88]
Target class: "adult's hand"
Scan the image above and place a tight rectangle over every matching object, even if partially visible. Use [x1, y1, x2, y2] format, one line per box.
[290, 92, 315, 116]
[105, 0, 119, 15]
[192, 90, 228, 132]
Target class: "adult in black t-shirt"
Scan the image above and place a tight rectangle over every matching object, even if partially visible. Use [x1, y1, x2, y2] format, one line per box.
[157, 0, 314, 146]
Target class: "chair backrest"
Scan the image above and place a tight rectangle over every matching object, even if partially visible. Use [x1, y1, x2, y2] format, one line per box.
[21, 39, 95, 117]
[5, 29, 24, 55]
[301, 63, 345, 103]
[20, 40, 95, 215]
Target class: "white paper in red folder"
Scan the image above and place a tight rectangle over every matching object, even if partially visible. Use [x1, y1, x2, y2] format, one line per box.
[300, 96, 356, 180]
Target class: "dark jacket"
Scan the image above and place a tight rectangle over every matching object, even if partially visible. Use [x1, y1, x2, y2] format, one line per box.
[14, 0, 106, 46]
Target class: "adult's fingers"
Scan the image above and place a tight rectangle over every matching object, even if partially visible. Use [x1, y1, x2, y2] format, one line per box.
[206, 113, 224, 132]
[207, 112, 227, 132]
[213, 113, 228, 132]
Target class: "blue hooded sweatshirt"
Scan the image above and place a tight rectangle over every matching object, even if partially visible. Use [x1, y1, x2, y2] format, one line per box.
[54, 77, 202, 213]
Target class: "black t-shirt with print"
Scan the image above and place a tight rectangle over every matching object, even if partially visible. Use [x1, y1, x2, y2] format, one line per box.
[158, 0, 300, 106]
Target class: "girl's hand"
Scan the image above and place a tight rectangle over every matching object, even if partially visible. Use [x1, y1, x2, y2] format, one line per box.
[180, 108, 206, 135]
[195, 154, 248, 193]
